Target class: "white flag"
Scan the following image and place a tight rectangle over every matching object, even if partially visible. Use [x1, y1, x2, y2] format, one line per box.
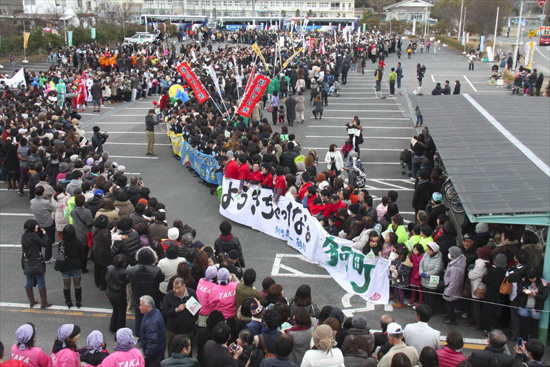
[0, 67, 27, 88]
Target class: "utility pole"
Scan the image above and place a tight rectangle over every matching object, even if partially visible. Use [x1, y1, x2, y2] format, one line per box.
[513, 1, 525, 71]
[457, 0, 464, 40]
[492, 7, 500, 61]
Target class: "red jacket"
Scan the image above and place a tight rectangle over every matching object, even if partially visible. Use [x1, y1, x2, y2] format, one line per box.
[275, 175, 286, 195]
[159, 94, 169, 110]
[238, 164, 251, 181]
[225, 160, 239, 179]
[297, 182, 312, 201]
[262, 173, 274, 188]
[250, 171, 263, 184]
[436, 346, 466, 367]
[323, 200, 346, 218]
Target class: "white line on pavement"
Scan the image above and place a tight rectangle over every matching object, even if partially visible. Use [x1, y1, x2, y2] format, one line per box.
[0, 213, 32, 216]
[303, 147, 404, 151]
[107, 114, 146, 117]
[96, 131, 165, 135]
[0, 244, 22, 248]
[463, 75, 478, 92]
[0, 302, 114, 314]
[322, 117, 409, 120]
[105, 142, 172, 146]
[92, 122, 142, 125]
[308, 126, 410, 129]
[328, 103, 402, 106]
[370, 179, 412, 191]
[108, 155, 159, 160]
[322, 110, 405, 113]
[306, 136, 410, 140]
[431, 74, 436, 83]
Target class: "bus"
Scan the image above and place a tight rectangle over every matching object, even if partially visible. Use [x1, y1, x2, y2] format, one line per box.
[140, 14, 208, 31]
[215, 16, 284, 31]
[293, 17, 359, 32]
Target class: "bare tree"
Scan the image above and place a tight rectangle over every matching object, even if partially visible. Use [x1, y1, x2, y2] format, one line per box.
[432, 0, 461, 31]
[368, 0, 396, 17]
[468, 0, 513, 36]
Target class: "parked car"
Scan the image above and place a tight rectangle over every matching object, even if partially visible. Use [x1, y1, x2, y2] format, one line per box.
[124, 33, 155, 45]
[540, 34, 550, 46]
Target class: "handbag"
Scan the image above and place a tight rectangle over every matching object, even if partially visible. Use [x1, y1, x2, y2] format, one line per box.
[473, 287, 487, 299]
[328, 161, 336, 177]
[499, 276, 513, 295]
[54, 241, 66, 272]
[463, 279, 472, 297]
[266, 104, 274, 113]
[22, 252, 44, 277]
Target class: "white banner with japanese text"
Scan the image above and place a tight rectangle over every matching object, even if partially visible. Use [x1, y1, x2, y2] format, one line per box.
[219, 179, 390, 304]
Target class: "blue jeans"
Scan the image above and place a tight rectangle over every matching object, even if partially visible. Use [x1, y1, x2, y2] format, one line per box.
[416, 116, 423, 126]
[25, 274, 46, 290]
[518, 307, 541, 320]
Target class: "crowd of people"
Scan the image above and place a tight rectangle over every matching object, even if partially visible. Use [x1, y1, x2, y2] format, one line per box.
[0, 24, 548, 367]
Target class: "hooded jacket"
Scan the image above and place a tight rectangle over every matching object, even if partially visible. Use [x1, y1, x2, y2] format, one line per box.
[419, 251, 444, 289]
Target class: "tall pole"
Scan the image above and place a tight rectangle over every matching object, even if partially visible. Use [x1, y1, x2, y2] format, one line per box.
[463, 7, 467, 52]
[457, 0, 464, 40]
[492, 7, 500, 61]
[539, 228, 550, 346]
[513, 0, 524, 71]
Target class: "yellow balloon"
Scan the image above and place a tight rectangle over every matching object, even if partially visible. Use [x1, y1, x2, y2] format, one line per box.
[169, 84, 184, 98]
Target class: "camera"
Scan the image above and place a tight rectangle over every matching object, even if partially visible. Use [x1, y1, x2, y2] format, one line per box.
[99, 132, 109, 144]
[228, 343, 238, 353]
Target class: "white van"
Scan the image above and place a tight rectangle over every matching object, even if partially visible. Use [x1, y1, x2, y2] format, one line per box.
[124, 33, 156, 45]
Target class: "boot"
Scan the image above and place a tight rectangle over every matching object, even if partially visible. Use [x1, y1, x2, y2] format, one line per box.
[63, 288, 73, 309]
[75, 287, 82, 309]
[25, 288, 38, 308]
[7, 181, 13, 190]
[39, 287, 52, 309]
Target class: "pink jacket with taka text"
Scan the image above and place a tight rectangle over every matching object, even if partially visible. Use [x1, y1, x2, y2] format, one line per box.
[210, 282, 238, 319]
[196, 278, 217, 316]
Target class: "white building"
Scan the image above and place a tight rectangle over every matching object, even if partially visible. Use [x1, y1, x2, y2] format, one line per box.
[140, 0, 355, 18]
[383, 0, 433, 22]
[21, 0, 96, 26]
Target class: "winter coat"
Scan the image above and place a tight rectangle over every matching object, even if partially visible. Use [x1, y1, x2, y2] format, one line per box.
[141, 308, 167, 359]
[9, 343, 51, 367]
[21, 231, 48, 275]
[443, 254, 467, 301]
[161, 353, 199, 367]
[288, 327, 314, 365]
[210, 282, 238, 320]
[105, 265, 128, 299]
[70, 206, 94, 244]
[341, 328, 374, 357]
[412, 179, 430, 211]
[436, 234, 456, 267]
[285, 97, 297, 121]
[51, 193, 71, 232]
[301, 348, 344, 367]
[162, 288, 199, 334]
[491, 240, 520, 264]
[127, 263, 164, 302]
[482, 266, 506, 316]
[214, 234, 245, 267]
[391, 257, 412, 288]
[410, 253, 423, 286]
[114, 200, 134, 218]
[468, 346, 514, 367]
[91, 227, 112, 266]
[419, 251, 444, 289]
[436, 346, 466, 367]
[468, 259, 489, 299]
[515, 277, 549, 311]
[522, 243, 543, 270]
[149, 221, 169, 242]
[324, 151, 344, 171]
[94, 208, 120, 224]
[96, 349, 144, 367]
[344, 351, 377, 367]
[59, 237, 83, 272]
[295, 95, 306, 112]
[50, 347, 79, 367]
[111, 229, 141, 266]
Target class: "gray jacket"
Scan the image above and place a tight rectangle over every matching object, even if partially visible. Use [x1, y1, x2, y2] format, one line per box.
[419, 251, 444, 289]
[70, 206, 94, 244]
[443, 254, 467, 301]
[30, 196, 54, 227]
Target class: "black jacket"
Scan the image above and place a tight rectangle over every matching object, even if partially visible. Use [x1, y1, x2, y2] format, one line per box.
[468, 345, 514, 367]
[85, 195, 103, 218]
[59, 238, 83, 272]
[280, 150, 298, 174]
[515, 277, 549, 311]
[214, 235, 245, 267]
[127, 264, 164, 301]
[145, 114, 159, 131]
[21, 231, 47, 274]
[202, 341, 238, 367]
[412, 179, 430, 211]
[91, 227, 112, 266]
[162, 288, 198, 334]
[111, 229, 141, 266]
[482, 266, 506, 315]
[105, 265, 128, 299]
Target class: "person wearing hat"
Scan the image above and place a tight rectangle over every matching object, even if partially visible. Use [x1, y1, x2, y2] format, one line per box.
[162, 277, 198, 356]
[246, 301, 265, 336]
[442, 246, 467, 325]
[427, 192, 446, 230]
[301, 324, 344, 366]
[467, 245, 492, 331]
[95, 328, 144, 367]
[195, 266, 218, 328]
[50, 324, 81, 367]
[480, 253, 508, 333]
[377, 322, 419, 367]
[459, 233, 478, 268]
[418, 242, 444, 313]
[9, 323, 51, 367]
[79, 330, 109, 366]
[210, 268, 238, 337]
[341, 316, 374, 358]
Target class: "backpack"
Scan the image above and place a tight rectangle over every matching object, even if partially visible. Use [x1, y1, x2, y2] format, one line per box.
[328, 74, 335, 86]
[259, 334, 275, 358]
[355, 132, 364, 145]
[323, 82, 330, 93]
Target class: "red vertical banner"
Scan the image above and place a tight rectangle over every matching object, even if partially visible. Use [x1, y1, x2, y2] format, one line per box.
[236, 74, 270, 118]
[176, 61, 210, 104]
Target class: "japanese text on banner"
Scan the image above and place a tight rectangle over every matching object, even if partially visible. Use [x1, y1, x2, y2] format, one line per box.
[176, 62, 210, 104]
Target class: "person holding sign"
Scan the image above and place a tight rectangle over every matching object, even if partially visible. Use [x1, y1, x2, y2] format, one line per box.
[161, 277, 199, 356]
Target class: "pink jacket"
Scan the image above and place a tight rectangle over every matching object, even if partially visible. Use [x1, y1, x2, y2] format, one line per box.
[210, 282, 238, 319]
[436, 346, 466, 367]
[96, 349, 145, 367]
[10, 345, 52, 367]
[410, 253, 423, 286]
[196, 278, 217, 316]
[50, 348, 79, 367]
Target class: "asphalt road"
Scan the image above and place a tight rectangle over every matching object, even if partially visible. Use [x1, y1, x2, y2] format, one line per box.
[0, 42, 518, 356]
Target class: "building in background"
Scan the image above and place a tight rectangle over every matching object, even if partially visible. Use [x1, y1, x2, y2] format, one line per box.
[383, 0, 433, 23]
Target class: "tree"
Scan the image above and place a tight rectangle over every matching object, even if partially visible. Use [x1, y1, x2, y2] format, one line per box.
[281, 10, 286, 17]
[468, 0, 512, 37]
[431, 0, 461, 33]
[307, 9, 313, 17]
[295, 9, 300, 17]
[212, 7, 217, 18]
[368, 0, 395, 17]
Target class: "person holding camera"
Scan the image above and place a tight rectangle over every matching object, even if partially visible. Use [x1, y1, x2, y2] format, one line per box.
[145, 109, 161, 157]
[92, 126, 108, 154]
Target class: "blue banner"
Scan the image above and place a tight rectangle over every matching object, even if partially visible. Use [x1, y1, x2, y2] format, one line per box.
[180, 141, 224, 185]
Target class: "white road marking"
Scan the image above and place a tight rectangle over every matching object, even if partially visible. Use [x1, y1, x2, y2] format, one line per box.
[328, 103, 402, 106]
[322, 110, 405, 113]
[431, 74, 436, 83]
[0, 213, 32, 216]
[535, 45, 550, 61]
[463, 75, 478, 92]
[464, 93, 549, 176]
[303, 147, 404, 151]
[92, 131, 165, 135]
[0, 244, 22, 248]
[341, 292, 355, 308]
[306, 136, 410, 140]
[322, 117, 409, 120]
[370, 179, 412, 190]
[271, 253, 332, 278]
[108, 155, 159, 160]
[105, 142, 172, 146]
[308, 126, 410, 129]
[0, 302, 114, 314]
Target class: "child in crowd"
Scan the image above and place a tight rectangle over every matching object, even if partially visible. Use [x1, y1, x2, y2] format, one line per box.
[390, 247, 412, 309]
[327, 216, 339, 236]
[408, 243, 425, 307]
[376, 196, 389, 220]
[278, 103, 286, 125]
[381, 232, 398, 260]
